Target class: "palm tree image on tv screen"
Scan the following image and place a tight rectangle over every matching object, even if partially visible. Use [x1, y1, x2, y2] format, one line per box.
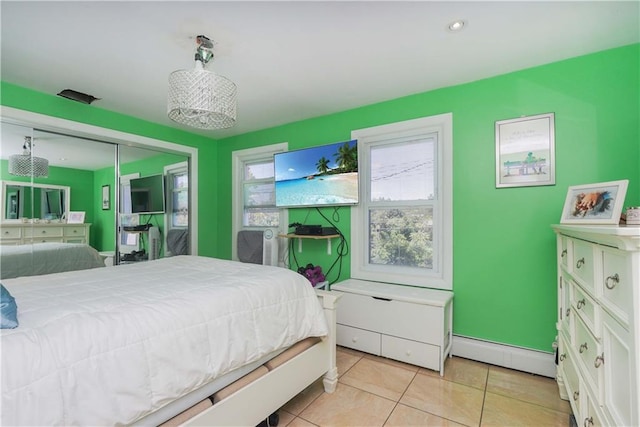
[274, 140, 358, 208]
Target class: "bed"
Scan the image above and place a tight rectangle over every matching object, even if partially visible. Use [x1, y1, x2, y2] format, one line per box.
[1, 255, 340, 426]
[0, 242, 105, 280]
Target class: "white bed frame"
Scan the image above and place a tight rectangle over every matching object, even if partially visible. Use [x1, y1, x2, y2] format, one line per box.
[183, 290, 341, 426]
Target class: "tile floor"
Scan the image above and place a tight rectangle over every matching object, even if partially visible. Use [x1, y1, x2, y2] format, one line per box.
[276, 346, 572, 426]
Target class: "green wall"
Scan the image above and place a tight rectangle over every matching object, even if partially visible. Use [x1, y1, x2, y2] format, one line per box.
[1, 43, 638, 352]
[216, 44, 639, 351]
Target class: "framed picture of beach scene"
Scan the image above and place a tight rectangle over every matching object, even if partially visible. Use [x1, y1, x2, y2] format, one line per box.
[560, 179, 628, 224]
[495, 113, 555, 188]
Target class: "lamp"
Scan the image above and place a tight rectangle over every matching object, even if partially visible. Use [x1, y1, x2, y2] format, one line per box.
[168, 35, 237, 130]
[8, 136, 49, 178]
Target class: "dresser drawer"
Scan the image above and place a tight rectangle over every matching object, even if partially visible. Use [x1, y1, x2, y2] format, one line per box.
[24, 226, 64, 238]
[382, 335, 440, 370]
[1, 227, 22, 239]
[574, 315, 601, 393]
[336, 291, 442, 344]
[336, 324, 381, 355]
[560, 272, 572, 334]
[600, 248, 632, 328]
[601, 311, 632, 426]
[559, 235, 570, 269]
[571, 281, 600, 339]
[572, 240, 595, 294]
[560, 337, 581, 416]
[63, 226, 87, 237]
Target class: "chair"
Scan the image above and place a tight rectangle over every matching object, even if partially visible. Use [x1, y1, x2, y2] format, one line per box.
[166, 228, 189, 256]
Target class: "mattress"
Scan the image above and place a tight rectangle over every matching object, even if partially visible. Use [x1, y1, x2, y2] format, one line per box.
[1, 256, 328, 426]
[0, 242, 105, 279]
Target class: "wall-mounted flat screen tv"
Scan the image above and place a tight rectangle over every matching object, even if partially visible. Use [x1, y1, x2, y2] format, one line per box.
[274, 140, 358, 208]
[130, 174, 165, 214]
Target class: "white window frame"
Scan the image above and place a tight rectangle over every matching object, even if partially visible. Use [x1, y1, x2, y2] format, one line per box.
[350, 113, 453, 290]
[119, 172, 140, 255]
[231, 142, 288, 261]
[164, 161, 189, 230]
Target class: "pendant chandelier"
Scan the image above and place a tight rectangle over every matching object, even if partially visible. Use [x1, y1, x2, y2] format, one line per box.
[167, 35, 237, 130]
[8, 136, 49, 178]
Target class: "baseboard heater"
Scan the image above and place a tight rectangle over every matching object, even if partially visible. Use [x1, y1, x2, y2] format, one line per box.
[451, 335, 556, 378]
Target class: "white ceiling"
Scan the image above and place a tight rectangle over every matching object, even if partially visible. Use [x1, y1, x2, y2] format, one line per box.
[1, 1, 639, 168]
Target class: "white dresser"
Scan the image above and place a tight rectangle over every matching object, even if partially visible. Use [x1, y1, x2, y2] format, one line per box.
[553, 225, 640, 427]
[331, 279, 453, 375]
[0, 222, 91, 245]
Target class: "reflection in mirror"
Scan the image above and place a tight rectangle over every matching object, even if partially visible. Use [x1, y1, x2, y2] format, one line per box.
[118, 145, 190, 261]
[1, 181, 70, 221]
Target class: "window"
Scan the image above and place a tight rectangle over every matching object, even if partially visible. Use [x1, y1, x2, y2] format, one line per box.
[164, 161, 189, 229]
[119, 173, 140, 254]
[351, 113, 453, 290]
[232, 143, 288, 260]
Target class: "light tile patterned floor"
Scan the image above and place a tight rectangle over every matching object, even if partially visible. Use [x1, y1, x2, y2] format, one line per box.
[276, 346, 572, 427]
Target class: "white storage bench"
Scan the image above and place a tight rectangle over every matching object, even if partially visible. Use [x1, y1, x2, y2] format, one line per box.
[331, 279, 453, 376]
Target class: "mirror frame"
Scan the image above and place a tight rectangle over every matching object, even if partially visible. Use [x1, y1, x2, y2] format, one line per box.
[1, 180, 71, 223]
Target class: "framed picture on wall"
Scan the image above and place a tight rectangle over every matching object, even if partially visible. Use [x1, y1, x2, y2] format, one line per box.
[495, 113, 555, 188]
[67, 211, 86, 224]
[560, 179, 628, 224]
[102, 184, 110, 210]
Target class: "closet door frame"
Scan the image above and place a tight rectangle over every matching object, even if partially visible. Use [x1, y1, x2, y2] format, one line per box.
[1, 106, 199, 255]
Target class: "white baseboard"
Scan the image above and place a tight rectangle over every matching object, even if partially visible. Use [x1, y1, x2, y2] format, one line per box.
[451, 335, 556, 378]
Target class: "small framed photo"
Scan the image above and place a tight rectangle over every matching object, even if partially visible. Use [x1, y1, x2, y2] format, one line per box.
[495, 113, 555, 188]
[67, 211, 86, 224]
[560, 180, 629, 224]
[102, 184, 110, 210]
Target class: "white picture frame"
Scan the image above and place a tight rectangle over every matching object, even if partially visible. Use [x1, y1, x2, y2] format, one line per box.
[67, 211, 86, 224]
[495, 113, 555, 188]
[560, 179, 628, 224]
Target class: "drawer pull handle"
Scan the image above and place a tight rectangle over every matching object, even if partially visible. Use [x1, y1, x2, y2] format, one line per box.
[405, 350, 412, 356]
[605, 273, 619, 290]
[573, 390, 579, 401]
[579, 343, 588, 353]
[42, 230, 46, 234]
[351, 337, 358, 343]
[584, 416, 593, 427]
[559, 353, 566, 362]
[561, 249, 567, 258]
[566, 308, 571, 317]
[594, 353, 604, 368]
[576, 258, 585, 269]
[576, 299, 586, 309]
[372, 296, 392, 302]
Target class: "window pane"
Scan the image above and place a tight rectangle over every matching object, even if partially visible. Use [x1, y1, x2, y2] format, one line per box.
[243, 182, 276, 207]
[244, 208, 279, 227]
[369, 207, 433, 268]
[172, 190, 189, 227]
[370, 139, 435, 201]
[245, 161, 274, 180]
[172, 173, 188, 189]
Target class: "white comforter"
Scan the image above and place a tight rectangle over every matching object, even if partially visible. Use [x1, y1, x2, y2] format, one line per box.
[1, 256, 328, 426]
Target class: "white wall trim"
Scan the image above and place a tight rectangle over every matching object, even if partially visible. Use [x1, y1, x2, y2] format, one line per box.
[452, 335, 556, 378]
[1, 106, 199, 254]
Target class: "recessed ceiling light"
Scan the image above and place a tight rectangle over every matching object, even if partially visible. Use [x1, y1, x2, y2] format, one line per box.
[447, 20, 466, 32]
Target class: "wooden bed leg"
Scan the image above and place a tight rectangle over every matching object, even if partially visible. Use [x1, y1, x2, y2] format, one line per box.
[316, 290, 341, 394]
